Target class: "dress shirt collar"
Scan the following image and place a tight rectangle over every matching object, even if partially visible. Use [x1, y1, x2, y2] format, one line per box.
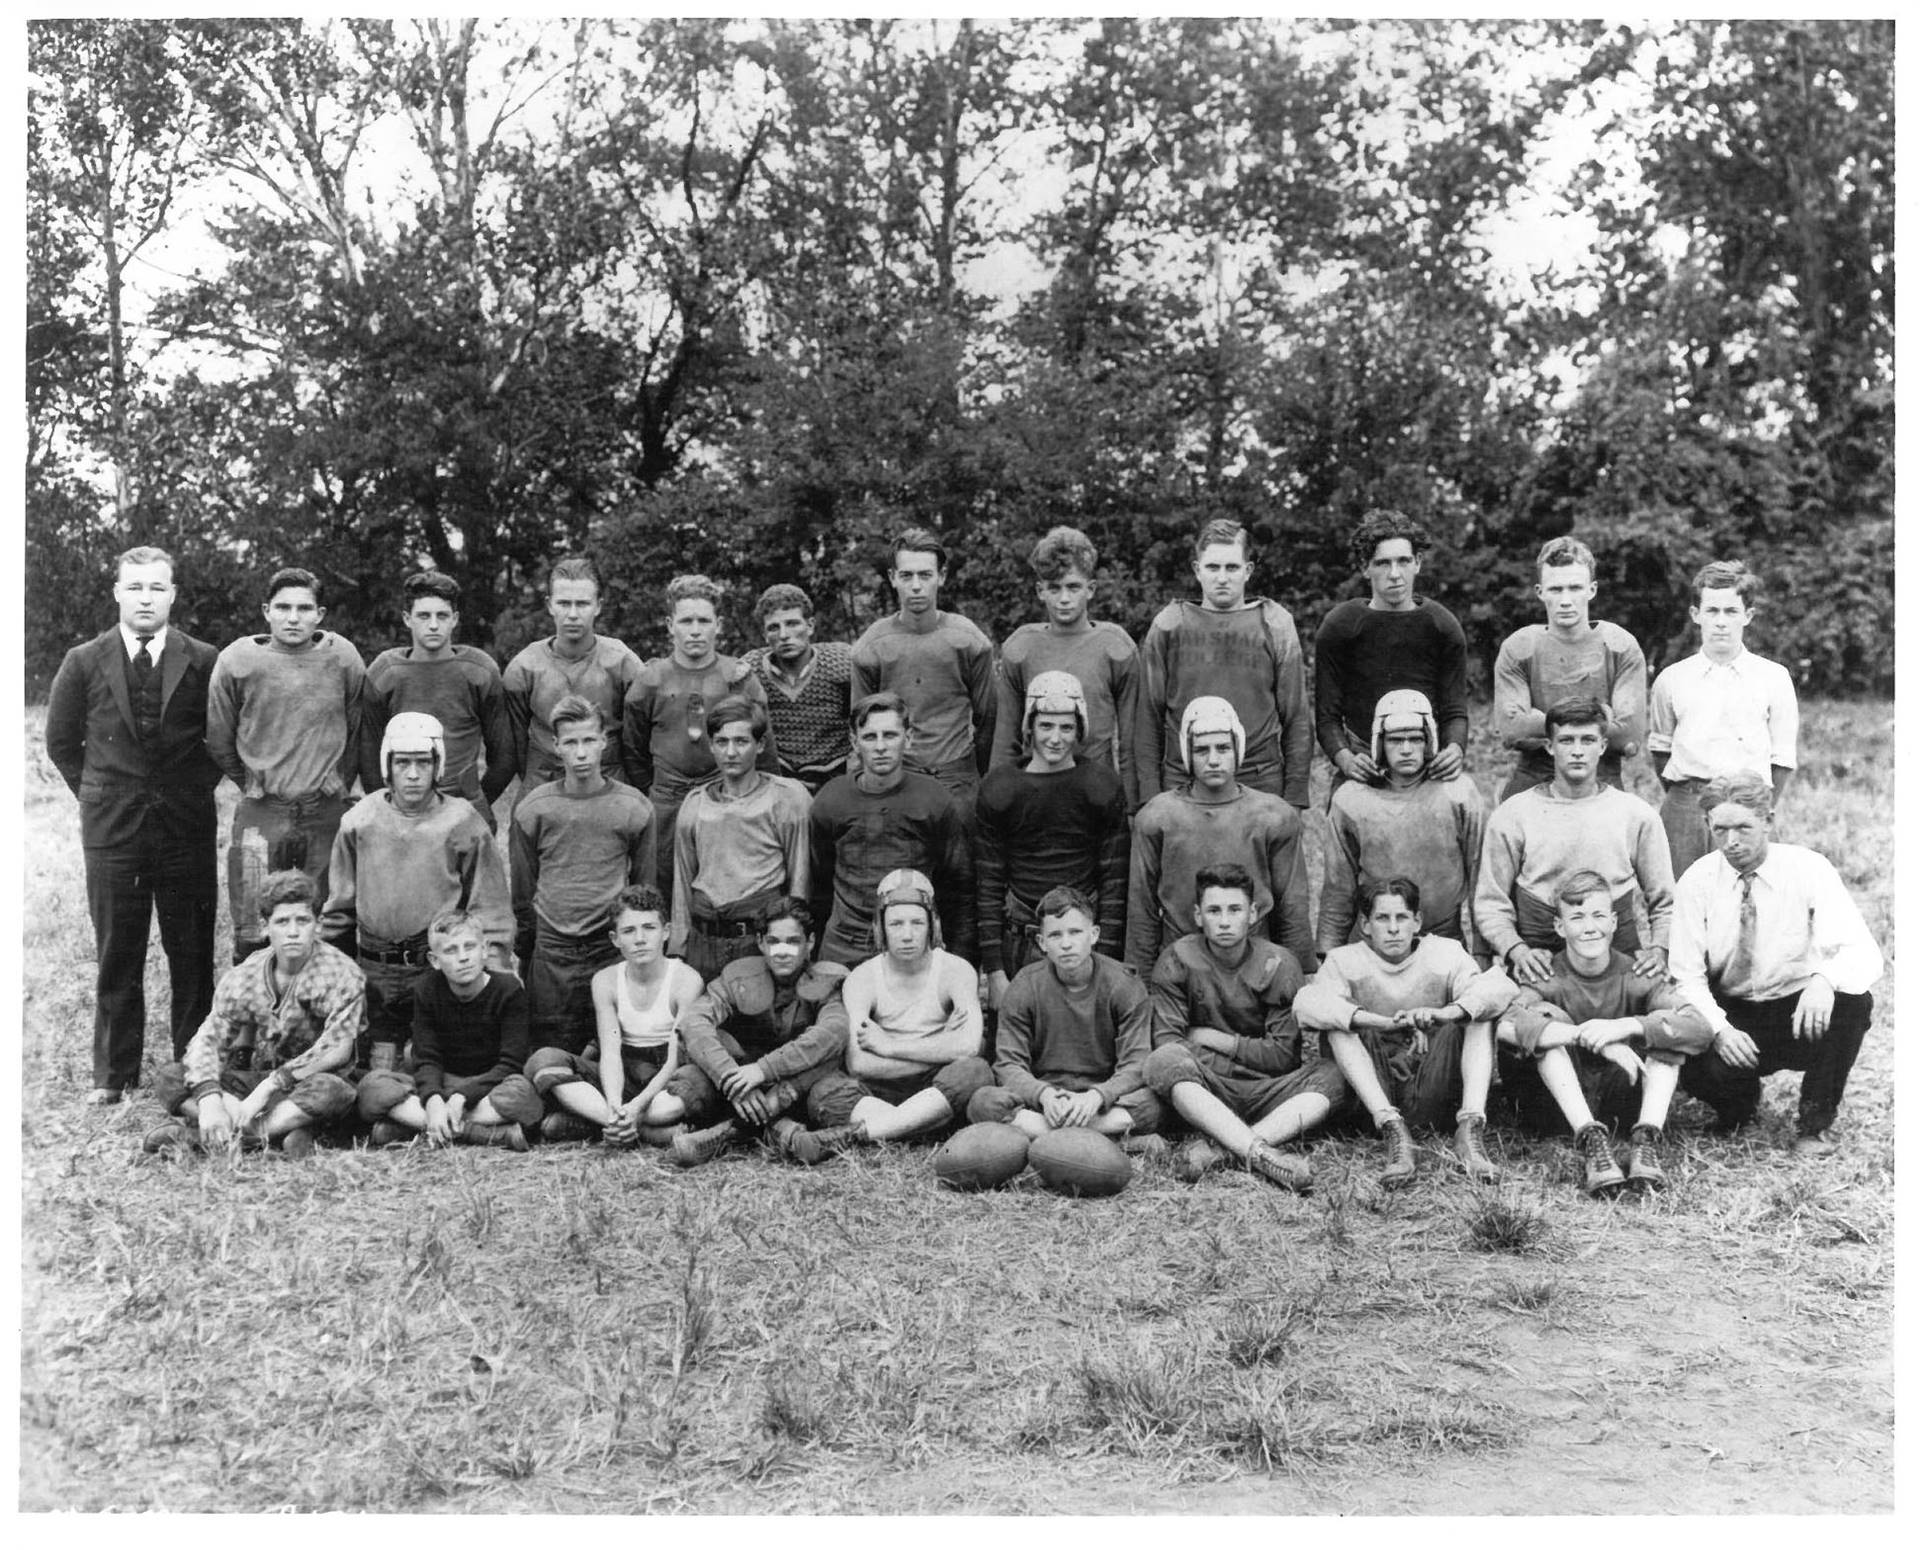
[119, 623, 169, 660]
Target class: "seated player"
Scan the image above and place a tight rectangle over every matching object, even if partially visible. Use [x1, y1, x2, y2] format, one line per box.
[1496, 872, 1713, 1194]
[1319, 690, 1485, 955]
[966, 886, 1160, 1143]
[1127, 696, 1315, 975]
[1143, 864, 1344, 1191]
[1670, 771, 1883, 1157]
[1296, 877, 1518, 1188]
[525, 885, 706, 1146]
[974, 672, 1129, 1005]
[669, 898, 853, 1168]
[1476, 696, 1674, 985]
[354, 909, 544, 1152]
[323, 711, 513, 1069]
[144, 871, 363, 1159]
[803, 869, 992, 1148]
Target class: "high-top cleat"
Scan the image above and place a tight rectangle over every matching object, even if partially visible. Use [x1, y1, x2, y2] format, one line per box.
[465, 1121, 529, 1152]
[1173, 1137, 1226, 1183]
[367, 1120, 414, 1148]
[142, 1121, 195, 1155]
[670, 1119, 743, 1168]
[539, 1112, 599, 1144]
[1453, 1112, 1500, 1183]
[1245, 1141, 1311, 1193]
[1377, 1108, 1417, 1189]
[770, 1118, 865, 1165]
[1577, 1121, 1627, 1196]
[278, 1129, 317, 1161]
[1627, 1123, 1668, 1189]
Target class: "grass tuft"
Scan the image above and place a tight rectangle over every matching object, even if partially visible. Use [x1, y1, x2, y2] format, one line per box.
[1463, 1194, 1553, 1256]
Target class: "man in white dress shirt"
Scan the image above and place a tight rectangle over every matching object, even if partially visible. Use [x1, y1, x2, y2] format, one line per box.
[1669, 771, 1881, 1156]
[1647, 560, 1799, 876]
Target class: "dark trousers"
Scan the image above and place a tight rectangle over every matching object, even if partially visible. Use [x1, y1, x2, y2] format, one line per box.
[84, 821, 217, 1090]
[1680, 990, 1874, 1136]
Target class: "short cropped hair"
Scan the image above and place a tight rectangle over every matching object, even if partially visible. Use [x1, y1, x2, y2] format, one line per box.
[257, 869, 318, 920]
[549, 693, 604, 737]
[1193, 862, 1257, 903]
[612, 884, 668, 923]
[1544, 696, 1608, 738]
[1701, 770, 1775, 818]
[1536, 536, 1596, 575]
[706, 694, 767, 740]
[1692, 559, 1759, 606]
[404, 570, 461, 608]
[266, 566, 323, 606]
[427, 908, 486, 947]
[1357, 875, 1421, 918]
[1553, 870, 1614, 912]
[116, 545, 174, 578]
[890, 526, 947, 570]
[756, 583, 813, 624]
[1037, 885, 1097, 926]
[549, 555, 600, 594]
[757, 896, 815, 938]
[1348, 508, 1429, 573]
[1192, 518, 1251, 561]
[850, 690, 911, 731]
[1030, 526, 1097, 582]
[665, 573, 722, 612]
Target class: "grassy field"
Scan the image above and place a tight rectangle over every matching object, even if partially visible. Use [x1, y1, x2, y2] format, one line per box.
[18, 702, 1895, 1514]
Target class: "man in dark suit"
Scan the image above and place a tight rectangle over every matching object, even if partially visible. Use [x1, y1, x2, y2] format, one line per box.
[46, 546, 224, 1103]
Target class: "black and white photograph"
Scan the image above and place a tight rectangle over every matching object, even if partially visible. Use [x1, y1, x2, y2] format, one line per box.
[18, 15, 1895, 1517]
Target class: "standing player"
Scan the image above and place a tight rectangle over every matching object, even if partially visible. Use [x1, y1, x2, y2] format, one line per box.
[622, 573, 775, 895]
[1137, 518, 1311, 809]
[809, 693, 974, 968]
[1314, 509, 1469, 789]
[1492, 537, 1647, 800]
[1648, 560, 1799, 878]
[47, 545, 223, 1104]
[360, 569, 515, 829]
[1127, 697, 1315, 976]
[206, 566, 365, 961]
[1319, 691, 1485, 955]
[974, 672, 1129, 1008]
[988, 526, 1141, 805]
[510, 696, 657, 1052]
[322, 713, 513, 1068]
[1476, 698, 1676, 986]
[850, 527, 996, 825]
[671, 696, 812, 982]
[743, 583, 854, 795]
[503, 555, 644, 793]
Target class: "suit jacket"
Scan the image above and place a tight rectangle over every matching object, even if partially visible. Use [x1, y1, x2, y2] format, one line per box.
[45, 627, 224, 850]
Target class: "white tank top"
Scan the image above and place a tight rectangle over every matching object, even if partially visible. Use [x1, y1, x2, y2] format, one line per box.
[616, 967, 677, 1052]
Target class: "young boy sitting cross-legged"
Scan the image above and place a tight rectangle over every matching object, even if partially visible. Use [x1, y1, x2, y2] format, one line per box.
[800, 869, 992, 1150]
[524, 885, 706, 1146]
[355, 909, 543, 1151]
[144, 870, 363, 1159]
[966, 885, 1161, 1144]
[1497, 871, 1713, 1195]
[1295, 876, 1518, 1188]
[1142, 863, 1344, 1191]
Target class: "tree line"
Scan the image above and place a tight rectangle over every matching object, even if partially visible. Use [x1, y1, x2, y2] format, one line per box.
[26, 18, 1893, 699]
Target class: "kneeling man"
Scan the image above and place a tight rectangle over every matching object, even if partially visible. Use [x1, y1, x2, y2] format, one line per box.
[1670, 771, 1882, 1157]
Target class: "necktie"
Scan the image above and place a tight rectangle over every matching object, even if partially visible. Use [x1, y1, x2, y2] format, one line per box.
[1720, 871, 1757, 993]
[133, 634, 155, 684]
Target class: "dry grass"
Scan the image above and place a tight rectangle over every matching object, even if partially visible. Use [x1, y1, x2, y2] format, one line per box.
[16, 701, 1896, 1513]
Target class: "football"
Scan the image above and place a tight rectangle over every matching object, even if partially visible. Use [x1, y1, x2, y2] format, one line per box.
[1027, 1128, 1134, 1198]
[932, 1122, 1032, 1191]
